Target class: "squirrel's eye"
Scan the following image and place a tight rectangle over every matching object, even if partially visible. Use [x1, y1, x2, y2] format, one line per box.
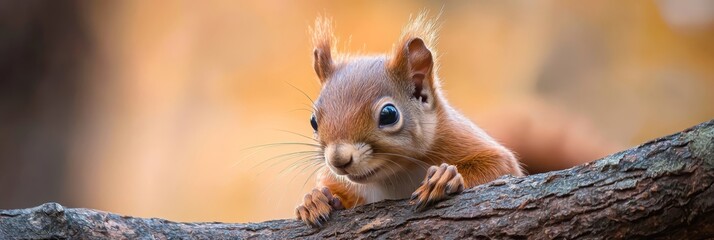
[379, 104, 399, 126]
[310, 115, 318, 131]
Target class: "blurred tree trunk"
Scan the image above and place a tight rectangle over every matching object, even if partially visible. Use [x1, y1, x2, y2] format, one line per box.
[2, 120, 712, 239]
[0, 1, 88, 208]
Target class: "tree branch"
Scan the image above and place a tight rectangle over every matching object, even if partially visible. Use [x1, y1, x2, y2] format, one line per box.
[2, 120, 713, 239]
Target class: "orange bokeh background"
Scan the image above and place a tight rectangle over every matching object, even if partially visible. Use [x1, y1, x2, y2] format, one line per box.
[1, 1, 713, 223]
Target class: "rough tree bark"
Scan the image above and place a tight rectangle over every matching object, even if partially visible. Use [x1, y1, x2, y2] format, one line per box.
[2, 120, 713, 239]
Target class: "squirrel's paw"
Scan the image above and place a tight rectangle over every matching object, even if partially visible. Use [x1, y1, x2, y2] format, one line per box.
[411, 163, 465, 211]
[295, 187, 344, 227]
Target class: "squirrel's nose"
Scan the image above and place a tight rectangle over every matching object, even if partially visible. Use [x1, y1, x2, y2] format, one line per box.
[326, 143, 356, 169]
[331, 155, 353, 169]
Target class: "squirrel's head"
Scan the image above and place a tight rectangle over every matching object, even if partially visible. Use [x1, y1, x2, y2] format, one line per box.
[309, 15, 441, 184]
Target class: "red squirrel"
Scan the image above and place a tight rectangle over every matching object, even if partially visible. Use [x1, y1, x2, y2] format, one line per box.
[295, 14, 524, 227]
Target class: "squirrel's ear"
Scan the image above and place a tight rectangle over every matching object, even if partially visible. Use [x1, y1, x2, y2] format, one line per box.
[389, 13, 439, 107]
[406, 37, 433, 86]
[311, 17, 335, 84]
[398, 37, 434, 106]
[313, 47, 333, 84]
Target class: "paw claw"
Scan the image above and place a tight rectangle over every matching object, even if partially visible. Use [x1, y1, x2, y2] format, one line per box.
[330, 196, 345, 210]
[414, 200, 428, 212]
[410, 163, 465, 211]
[296, 187, 344, 227]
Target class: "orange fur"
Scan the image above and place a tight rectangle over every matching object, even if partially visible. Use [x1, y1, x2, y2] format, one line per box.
[316, 168, 363, 209]
[427, 108, 524, 187]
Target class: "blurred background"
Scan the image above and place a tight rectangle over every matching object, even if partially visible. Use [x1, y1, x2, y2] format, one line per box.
[1, 0, 713, 223]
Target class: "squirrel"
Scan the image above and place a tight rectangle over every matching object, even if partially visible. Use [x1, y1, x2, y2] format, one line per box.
[295, 14, 524, 227]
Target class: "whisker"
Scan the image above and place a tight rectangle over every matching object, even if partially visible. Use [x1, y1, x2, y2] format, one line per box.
[234, 148, 320, 172]
[414, 146, 458, 166]
[277, 156, 324, 177]
[387, 162, 412, 192]
[241, 142, 321, 151]
[372, 152, 431, 170]
[285, 81, 317, 110]
[301, 103, 317, 112]
[271, 129, 319, 143]
[291, 159, 323, 180]
[256, 153, 322, 177]
[422, 149, 451, 165]
[235, 142, 319, 163]
[300, 165, 325, 191]
[256, 157, 319, 209]
[380, 161, 397, 190]
[276, 162, 320, 180]
[288, 108, 314, 113]
[252, 150, 322, 169]
[371, 156, 408, 174]
[371, 156, 416, 189]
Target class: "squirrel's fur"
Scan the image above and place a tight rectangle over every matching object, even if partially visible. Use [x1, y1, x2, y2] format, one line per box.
[296, 13, 523, 227]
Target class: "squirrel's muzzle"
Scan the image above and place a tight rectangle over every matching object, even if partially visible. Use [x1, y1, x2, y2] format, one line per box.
[324, 143, 358, 173]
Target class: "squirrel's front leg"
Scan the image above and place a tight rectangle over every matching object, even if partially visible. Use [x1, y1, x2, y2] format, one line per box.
[410, 163, 465, 211]
[295, 187, 344, 227]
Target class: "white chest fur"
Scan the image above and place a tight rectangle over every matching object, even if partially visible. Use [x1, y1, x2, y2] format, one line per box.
[358, 167, 426, 204]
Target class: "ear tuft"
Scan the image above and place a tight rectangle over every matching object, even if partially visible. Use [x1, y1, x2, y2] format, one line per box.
[310, 17, 336, 84]
[388, 11, 439, 72]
